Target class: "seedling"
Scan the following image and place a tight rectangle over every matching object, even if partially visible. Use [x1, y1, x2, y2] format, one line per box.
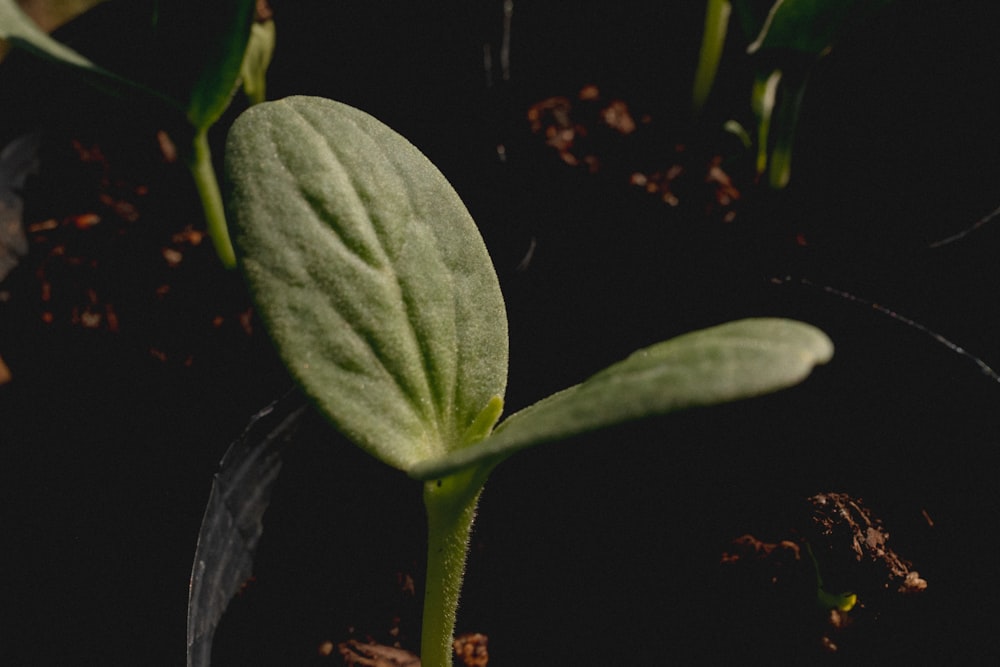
[0, 0, 275, 268]
[692, 0, 892, 188]
[188, 95, 833, 665]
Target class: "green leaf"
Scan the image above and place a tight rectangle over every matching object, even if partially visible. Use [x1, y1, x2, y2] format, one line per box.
[2, 0, 107, 33]
[0, 0, 176, 109]
[410, 318, 832, 480]
[1, 0, 98, 67]
[159, 0, 257, 130]
[240, 18, 275, 106]
[746, 0, 892, 57]
[0, 0, 257, 129]
[691, 0, 732, 115]
[225, 96, 509, 472]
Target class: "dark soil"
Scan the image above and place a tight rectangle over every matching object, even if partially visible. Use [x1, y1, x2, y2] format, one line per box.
[3, 1, 1000, 665]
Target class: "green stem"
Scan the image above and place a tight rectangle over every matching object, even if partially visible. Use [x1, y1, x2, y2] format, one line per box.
[420, 467, 490, 667]
[188, 129, 237, 269]
[767, 69, 810, 190]
[751, 68, 782, 180]
[692, 0, 732, 116]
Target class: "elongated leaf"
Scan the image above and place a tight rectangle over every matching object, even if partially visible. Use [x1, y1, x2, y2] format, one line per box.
[3, 0, 107, 33]
[1, 0, 101, 67]
[239, 18, 275, 105]
[187, 390, 309, 667]
[409, 318, 833, 480]
[1, 0, 257, 129]
[0, 0, 181, 112]
[152, 0, 257, 129]
[225, 96, 509, 472]
[746, 0, 892, 56]
[691, 0, 732, 115]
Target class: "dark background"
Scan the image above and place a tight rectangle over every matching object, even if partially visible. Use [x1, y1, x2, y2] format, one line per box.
[2, 1, 999, 664]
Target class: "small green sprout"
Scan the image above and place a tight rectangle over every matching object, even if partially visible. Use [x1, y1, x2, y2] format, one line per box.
[806, 541, 858, 613]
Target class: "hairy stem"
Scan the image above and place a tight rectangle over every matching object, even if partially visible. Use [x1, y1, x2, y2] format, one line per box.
[420, 468, 490, 667]
[188, 129, 236, 269]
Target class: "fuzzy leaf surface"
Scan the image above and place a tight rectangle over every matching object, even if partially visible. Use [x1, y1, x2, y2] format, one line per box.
[410, 318, 832, 480]
[225, 96, 508, 472]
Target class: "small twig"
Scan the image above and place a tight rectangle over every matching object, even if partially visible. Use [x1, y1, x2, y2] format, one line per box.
[928, 201, 1000, 248]
[774, 276, 1000, 383]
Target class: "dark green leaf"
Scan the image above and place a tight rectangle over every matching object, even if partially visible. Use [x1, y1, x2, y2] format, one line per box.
[158, 0, 256, 129]
[0, 0, 178, 110]
[746, 0, 892, 56]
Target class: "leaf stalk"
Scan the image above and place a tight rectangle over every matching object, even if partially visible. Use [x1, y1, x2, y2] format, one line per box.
[420, 467, 491, 667]
[188, 129, 236, 269]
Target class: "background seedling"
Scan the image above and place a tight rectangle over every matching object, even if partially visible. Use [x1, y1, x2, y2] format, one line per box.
[692, 0, 892, 188]
[0, 0, 274, 267]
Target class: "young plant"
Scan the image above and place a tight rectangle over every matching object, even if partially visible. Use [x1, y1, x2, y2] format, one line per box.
[692, 0, 892, 188]
[198, 95, 833, 666]
[0, 0, 275, 267]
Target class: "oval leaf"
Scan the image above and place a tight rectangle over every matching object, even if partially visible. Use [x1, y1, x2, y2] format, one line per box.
[409, 318, 832, 480]
[225, 96, 509, 471]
